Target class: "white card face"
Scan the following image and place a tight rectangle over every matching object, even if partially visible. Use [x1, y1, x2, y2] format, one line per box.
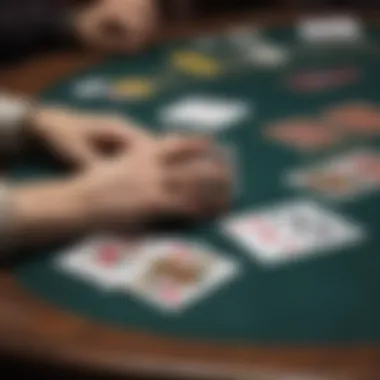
[298, 16, 363, 43]
[286, 150, 380, 200]
[124, 238, 239, 312]
[222, 200, 365, 266]
[55, 235, 143, 290]
[159, 96, 250, 132]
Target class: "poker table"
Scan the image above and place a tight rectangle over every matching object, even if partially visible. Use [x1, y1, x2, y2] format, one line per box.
[1, 11, 380, 380]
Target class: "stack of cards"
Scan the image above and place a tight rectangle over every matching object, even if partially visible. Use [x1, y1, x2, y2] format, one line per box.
[56, 236, 239, 313]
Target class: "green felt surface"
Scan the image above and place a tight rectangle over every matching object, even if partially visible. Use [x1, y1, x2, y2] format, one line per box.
[10, 24, 380, 344]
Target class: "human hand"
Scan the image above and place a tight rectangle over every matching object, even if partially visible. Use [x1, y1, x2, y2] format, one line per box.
[72, 0, 159, 53]
[9, 136, 231, 247]
[75, 136, 231, 229]
[27, 106, 153, 168]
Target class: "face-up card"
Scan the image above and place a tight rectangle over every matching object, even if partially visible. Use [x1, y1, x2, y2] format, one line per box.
[222, 200, 365, 266]
[287, 150, 380, 199]
[124, 239, 239, 312]
[323, 102, 380, 134]
[159, 96, 250, 133]
[55, 235, 143, 290]
[265, 118, 341, 151]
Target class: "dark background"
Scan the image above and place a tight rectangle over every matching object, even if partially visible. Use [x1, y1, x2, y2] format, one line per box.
[163, 0, 379, 21]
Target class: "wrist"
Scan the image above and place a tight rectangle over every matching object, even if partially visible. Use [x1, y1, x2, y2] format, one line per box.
[10, 178, 92, 244]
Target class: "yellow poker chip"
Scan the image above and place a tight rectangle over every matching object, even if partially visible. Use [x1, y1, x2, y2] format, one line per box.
[171, 51, 222, 77]
[111, 78, 156, 100]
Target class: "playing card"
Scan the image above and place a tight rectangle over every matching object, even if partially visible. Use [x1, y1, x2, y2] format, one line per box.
[124, 238, 239, 312]
[265, 118, 341, 151]
[287, 150, 380, 199]
[323, 102, 380, 134]
[221, 200, 365, 266]
[287, 67, 359, 93]
[159, 96, 250, 133]
[55, 235, 143, 290]
[297, 16, 364, 44]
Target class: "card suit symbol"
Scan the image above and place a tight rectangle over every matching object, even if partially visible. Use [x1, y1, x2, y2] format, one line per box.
[97, 245, 121, 266]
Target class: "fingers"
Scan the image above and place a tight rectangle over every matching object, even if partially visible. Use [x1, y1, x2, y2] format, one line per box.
[155, 161, 232, 218]
[158, 136, 213, 164]
[91, 118, 155, 157]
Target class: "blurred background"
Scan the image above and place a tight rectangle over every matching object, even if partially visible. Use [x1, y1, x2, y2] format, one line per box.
[1, 0, 379, 379]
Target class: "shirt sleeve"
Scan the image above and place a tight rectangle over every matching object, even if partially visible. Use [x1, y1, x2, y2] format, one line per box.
[0, 92, 33, 156]
[0, 0, 77, 66]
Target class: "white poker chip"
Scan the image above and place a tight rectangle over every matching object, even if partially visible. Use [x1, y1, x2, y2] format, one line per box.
[297, 16, 364, 44]
[73, 78, 109, 99]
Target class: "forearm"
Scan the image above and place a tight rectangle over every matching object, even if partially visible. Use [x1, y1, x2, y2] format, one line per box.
[6, 179, 89, 248]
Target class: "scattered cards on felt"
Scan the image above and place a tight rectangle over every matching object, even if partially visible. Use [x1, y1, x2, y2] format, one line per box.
[222, 200, 365, 266]
[124, 238, 239, 312]
[56, 235, 239, 312]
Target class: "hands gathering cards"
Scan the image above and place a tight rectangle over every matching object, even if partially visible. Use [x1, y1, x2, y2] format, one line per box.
[10, 105, 232, 247]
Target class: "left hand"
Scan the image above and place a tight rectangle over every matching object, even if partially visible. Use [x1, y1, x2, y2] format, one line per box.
[26, 106, 154, 168]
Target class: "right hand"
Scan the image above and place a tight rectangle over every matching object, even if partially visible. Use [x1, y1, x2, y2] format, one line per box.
[76, 136, 220, 229]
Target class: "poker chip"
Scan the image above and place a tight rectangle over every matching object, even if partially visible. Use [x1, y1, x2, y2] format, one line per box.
[73, 78, 109, 99]
[248, 45, 289, 67]
[171, 51, 222, 77]
[111, 78, 156, 100]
